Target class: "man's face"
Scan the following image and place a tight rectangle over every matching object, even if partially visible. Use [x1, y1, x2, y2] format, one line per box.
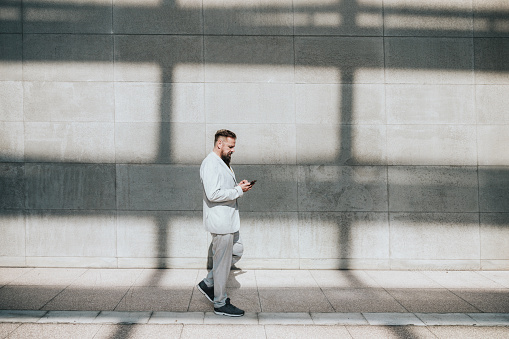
[218, 137, 236, 165]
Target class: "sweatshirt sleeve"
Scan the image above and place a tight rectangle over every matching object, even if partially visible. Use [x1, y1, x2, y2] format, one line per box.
[201, 159, 243, 203]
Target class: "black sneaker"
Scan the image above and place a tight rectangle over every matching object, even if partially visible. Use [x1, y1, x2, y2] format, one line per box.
[197, 280, 214, 303]
[214, 298, 245, 317]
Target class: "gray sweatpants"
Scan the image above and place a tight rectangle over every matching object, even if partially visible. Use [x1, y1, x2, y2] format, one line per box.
[203, 231, 243, 308]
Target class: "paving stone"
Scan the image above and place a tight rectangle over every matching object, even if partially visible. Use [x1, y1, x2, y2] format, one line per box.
[258, 287, 334, 313]
[265, 324, 352, 339]
[467, 313, 509, 326]
[114, 286, 193, 312]
[258, 313, 313, 325]
[0, 323, 21, 338]
[181, 324, 266, 339]
[427, 325, 509, 339]
[347, 325, 437, 339]
[415, 313, 477, 326]
[93, 324, 184, 339]
[0, 286, 63, 310]
[322, 288, 407, 313]
[41, 286, 130, 311]
[387, 289, 480, 313]
[149, 311, 204, 324]
[38, 311, 99, 324]
[0, 310, 46, 323]
[7, 323, 102, 339]
[363, 312, 425, 326]
[203, 312, 258, 325]
[93, 311, 151, 324]
[311, 312, 368, 325]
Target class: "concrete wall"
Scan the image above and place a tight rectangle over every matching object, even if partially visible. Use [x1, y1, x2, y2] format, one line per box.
[1, 0, 508, 270]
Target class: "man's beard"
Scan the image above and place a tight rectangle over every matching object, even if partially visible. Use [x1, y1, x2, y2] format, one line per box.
[221, 153, 231, 166]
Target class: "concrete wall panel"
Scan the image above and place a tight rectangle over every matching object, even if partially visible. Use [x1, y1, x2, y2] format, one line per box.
[387, 125, 477, 166]
[204, 0, 293, 36]
[115, 122, 206, 164]
[295, 37, 385, 84]
[389, 212, 480, 260]
[23, 82, 114, 122]
[205, 124, 297, 165]
[26, 210, 116, 257]
[114, 35, 203, 83]
[117, 211, 206, 259]
[23, 34, 113, 81]
[113, 0, 203, 34]
[204, 36, 294, 83]
[24, 122, 115, 163]
[300, 258, 390, 270]
[115, 83, 205, 123]
[474, 38, 509, 84]
[296, 124, 386, 166]
[0, 82, 23, 121]
[115, 122, 172, 164]
[0, 34, 22, 80]
[385, 37, 474, 84]
[480, 213, 509, 260]
[0, 0, 22, 33]
[298, 212, 389, 260]
[160, 122, 207, 165]
[234, 165, 298, 212]
[23, 0, 113, 34]
[390, 259, 480, 270]
[27, 256, 117, 268]
[0, 163, 25, 209]
[386, 85, 475, 124]
[476, 85, 509, 124]
[294, 0, 383, 36]
[205, 83, 295, 124]
[0, 210, 25, 257]
[388, 166, 479, 213]
[478, 125, 509, 166]
[241, 212, 299, 259]
[298, 166, 388, 212]
[384, 0, 473, 37]
[116, 165, 202, 211]
[25, 163, 116, 210]
[479, 167, 509, 212]
[473, 0, 509, 37]
[295, 84, 386, 125]
[0, 122, 24, 162]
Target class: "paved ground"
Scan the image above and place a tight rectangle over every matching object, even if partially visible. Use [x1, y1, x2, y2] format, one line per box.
[1, 268, 508, 338]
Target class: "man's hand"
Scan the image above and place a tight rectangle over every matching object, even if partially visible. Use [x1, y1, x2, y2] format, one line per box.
[239, 180, 253, 192]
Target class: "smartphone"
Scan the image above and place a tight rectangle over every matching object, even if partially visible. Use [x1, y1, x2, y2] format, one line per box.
[250, 180, 257, 185]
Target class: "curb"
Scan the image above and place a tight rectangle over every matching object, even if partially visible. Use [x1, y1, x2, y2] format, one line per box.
[1, 310, 509, 326]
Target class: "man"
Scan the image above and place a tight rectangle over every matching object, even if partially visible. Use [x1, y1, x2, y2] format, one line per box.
[197, 129, 254, 317]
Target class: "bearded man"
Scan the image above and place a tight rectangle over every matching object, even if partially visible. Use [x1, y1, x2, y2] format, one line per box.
[197, 129, 254, 317]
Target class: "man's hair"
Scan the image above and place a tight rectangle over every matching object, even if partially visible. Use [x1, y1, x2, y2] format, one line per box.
[214, 129, 236, 145]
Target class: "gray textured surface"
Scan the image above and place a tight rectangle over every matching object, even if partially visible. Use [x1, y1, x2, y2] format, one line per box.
[0, 0, 508, 270]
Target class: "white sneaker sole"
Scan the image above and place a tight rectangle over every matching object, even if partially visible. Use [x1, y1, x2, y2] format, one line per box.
[214, 310, 244, 317]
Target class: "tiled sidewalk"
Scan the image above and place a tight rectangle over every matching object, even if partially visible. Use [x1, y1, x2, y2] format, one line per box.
[1, 268, 509, 338]
[1, 268, 509, 314]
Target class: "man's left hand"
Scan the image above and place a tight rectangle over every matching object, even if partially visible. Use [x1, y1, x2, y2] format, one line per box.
[239, 180, 253, 192]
